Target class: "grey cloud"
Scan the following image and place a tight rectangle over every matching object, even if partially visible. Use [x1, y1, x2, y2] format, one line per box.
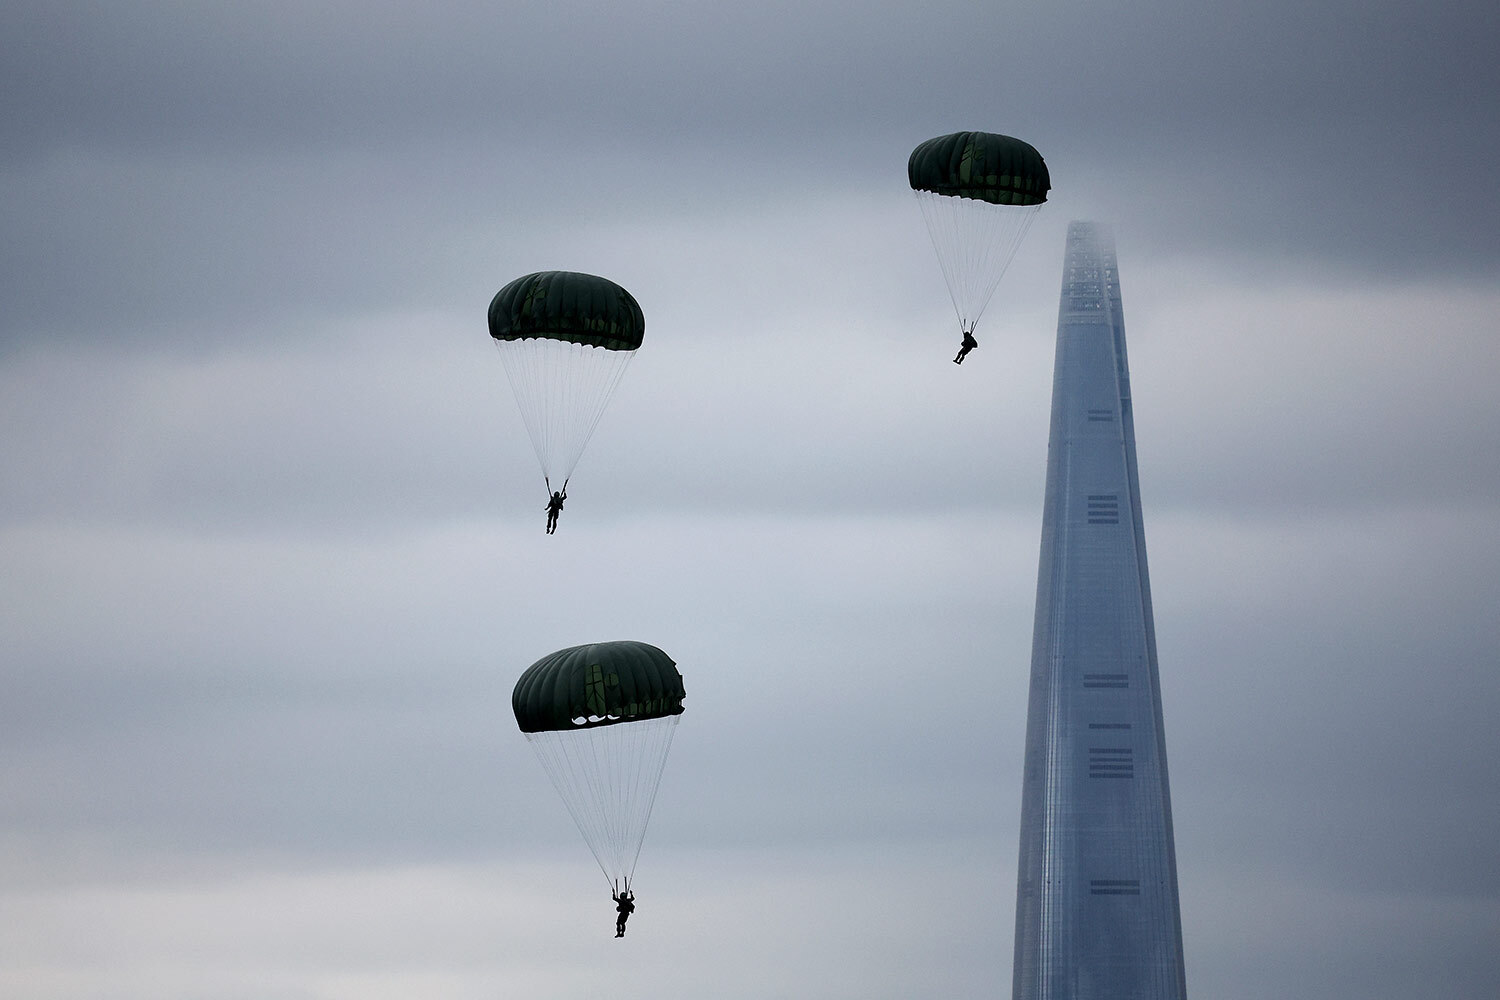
[3, 3, 1498, 996]
[7, 1, 1493, 155]
[4, 0, 1497, 356]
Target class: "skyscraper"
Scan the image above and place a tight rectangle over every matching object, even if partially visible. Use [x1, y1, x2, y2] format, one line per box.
[1012, 222, 1187, 999]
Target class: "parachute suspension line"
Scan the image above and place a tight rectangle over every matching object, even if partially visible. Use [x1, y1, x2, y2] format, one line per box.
[525, 715, 680, 889]
[555, 344, 634, 482]
[618, 716, 678, 881]
[493, 339, 637, 486]
[544, 717, 677, 888]
[915, 191, 1041, 333]
[526, 727, 616, 886]
[602, 714, 678, 883]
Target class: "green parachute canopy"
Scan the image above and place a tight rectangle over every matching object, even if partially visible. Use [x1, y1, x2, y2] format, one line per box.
[513, 640, 685, 733]
[488, 271, 645, 352]
[908, 131, 1051, 206]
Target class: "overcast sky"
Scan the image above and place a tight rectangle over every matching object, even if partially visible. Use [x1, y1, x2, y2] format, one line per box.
[3, 1, 1498, 997]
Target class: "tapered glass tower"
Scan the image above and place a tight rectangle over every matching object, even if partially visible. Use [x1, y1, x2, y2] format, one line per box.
[1012, 222, 1187, 999]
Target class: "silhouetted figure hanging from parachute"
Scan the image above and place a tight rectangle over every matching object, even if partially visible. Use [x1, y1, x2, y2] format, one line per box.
[909, 131, 1050, 364]
[488, 271, 644, 524]
[512, 641, 686, 937]
[613, 885, 635, 937]
[544, 484, 566, 534]
[954, 326, 978, 364]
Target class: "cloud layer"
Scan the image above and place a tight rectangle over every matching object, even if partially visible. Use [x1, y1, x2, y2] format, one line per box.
[3, 2, 1498, 997]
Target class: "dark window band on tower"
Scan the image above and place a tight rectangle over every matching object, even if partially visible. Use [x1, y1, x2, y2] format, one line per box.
[1087, 408, 1115, 422]
[1083, 673, 1129, 688]
[1089, 880, 1142, 896]
[1089, 747, 1135, 778]
[1087, 494, 1119, 524]
[1088, 722, 1132, 729]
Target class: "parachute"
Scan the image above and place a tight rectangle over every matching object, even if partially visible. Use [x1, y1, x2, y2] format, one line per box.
[488, 271, 644, 489]
[908, 131, 1050, 339]
[513, 640, 685, 891]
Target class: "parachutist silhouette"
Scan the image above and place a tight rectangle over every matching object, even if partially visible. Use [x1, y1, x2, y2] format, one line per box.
[613, 888, 635, 937]
[953, 327, 978, 364]
[911, 133, 1049, 364]
[545, 486, 567, 534]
